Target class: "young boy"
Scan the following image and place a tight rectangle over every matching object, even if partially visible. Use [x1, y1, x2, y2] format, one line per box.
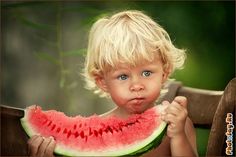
[28, 10, 198, 157]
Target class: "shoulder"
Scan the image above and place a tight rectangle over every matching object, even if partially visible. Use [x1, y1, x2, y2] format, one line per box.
[99, 108, 117, 117]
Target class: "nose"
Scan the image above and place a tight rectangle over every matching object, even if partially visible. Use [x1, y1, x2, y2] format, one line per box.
[130, 81, 144, 92]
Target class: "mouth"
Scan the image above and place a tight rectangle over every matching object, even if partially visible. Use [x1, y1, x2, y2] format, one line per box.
[130, 96, 145, 100]
[132, 98, 144, 100]
[130, 97, 145, 104]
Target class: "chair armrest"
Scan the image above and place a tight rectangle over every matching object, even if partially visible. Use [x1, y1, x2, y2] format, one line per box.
[206, 78, 236, 155]
[1, 105, 28, 156]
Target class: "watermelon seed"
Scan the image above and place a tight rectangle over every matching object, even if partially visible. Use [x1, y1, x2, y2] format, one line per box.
[94, 130, 98, 137]
[51, 124, 56, 131]
[73, 124, 77, 130]
[47, 121, 52, 126]
[125, 122, 135, 127]
[135, 119, 140, 124]
[85, 136, 88, 142]
[89, 128, 93, 136]
[67, 130, 72, 138]
[130, 122, 135, 125]
[107, 126, 113, 134]
[80, 131, 84, 138]
[103, 127, 108, 132]
[74, 131, 79, 138]
[79, 123, 82, 128]
[42, 119, 48, 125]
[63, 128, 68, 134]
[112, 126, 118, 132]
[100, 123, 106, 128]
[56, 127, 61, 133]
[98, 129, 103, 136]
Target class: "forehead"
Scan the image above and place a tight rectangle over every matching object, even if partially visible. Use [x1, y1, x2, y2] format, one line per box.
[108, 58, 163, 71]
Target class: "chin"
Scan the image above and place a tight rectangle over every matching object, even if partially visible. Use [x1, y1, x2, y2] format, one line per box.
[130, 108, 146, 114]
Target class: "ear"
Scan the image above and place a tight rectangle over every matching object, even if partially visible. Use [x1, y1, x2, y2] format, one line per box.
[95, 74, 109, 92]
[161, 72, 168, 84]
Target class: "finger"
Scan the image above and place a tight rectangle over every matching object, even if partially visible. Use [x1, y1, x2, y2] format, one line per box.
[162, 100, 170, 106]
[28, 135, 39, 155]
[45, 137, 56, 157]
[170, 101, 183, 111]
[161, 101, 170, 114]
[28, 135, 38, 145]
[37, 137, 52, 157]
[166, 123, 176, 136]
[164, 104, 180, 116]
[166, 103, 188, 123]
[167, 123, 176, 130]
[172, 100, 188, 118]
[173, 96, 187, 108]
[28, 135, 44, 156]
[161, 113, 176, 125]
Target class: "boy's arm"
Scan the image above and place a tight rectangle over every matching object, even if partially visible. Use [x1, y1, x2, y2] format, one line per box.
[170, 117, 198, 157]
[162, 96, 198, 157]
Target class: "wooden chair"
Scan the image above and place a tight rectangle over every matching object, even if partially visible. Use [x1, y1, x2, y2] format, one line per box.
[158, 78, 235, 156]
[1, 78, 235, 156]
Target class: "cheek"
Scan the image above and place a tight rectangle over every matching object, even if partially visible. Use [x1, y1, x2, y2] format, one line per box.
[146, 82, 162, 98]
[149, 88, 161, 99]
[109, 86, 129, 105]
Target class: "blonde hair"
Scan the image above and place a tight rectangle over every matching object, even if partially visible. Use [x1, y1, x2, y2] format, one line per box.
[83, 10, 186, 97]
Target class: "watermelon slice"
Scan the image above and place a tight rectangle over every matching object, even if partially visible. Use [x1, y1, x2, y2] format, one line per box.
[20, 105, 167, 156]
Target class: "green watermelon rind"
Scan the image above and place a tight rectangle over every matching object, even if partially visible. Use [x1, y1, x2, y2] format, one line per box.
[20, 106, 167, 156]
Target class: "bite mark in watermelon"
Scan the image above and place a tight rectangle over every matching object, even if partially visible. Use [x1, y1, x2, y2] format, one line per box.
[20, 105, 167, 156]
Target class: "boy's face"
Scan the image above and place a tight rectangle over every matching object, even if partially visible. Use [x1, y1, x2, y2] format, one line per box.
[96, 59, 167, 114]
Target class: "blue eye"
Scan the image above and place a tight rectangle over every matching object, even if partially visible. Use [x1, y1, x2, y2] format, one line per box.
[142, 71, 152, 77]
[118, 74, 128, 80]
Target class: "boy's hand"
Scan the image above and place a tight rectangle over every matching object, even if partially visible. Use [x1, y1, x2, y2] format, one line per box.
[28, 135, 56, 157]
[161, 96, 188, 138]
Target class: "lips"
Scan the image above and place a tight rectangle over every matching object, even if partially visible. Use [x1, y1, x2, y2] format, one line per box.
[132, 98, 144, 100]
[130, 97, 145, 104]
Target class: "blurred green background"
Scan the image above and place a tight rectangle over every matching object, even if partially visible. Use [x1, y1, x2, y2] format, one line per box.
[1, 1, 235, 116]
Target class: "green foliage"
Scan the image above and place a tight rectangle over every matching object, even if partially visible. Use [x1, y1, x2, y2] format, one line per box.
[62, 49, 87, 57]
[196, 127, 211, 156]
[35, 52, 60, 65]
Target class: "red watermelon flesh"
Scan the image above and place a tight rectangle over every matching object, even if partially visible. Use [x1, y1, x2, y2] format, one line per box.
[21, 105, 167, 156]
